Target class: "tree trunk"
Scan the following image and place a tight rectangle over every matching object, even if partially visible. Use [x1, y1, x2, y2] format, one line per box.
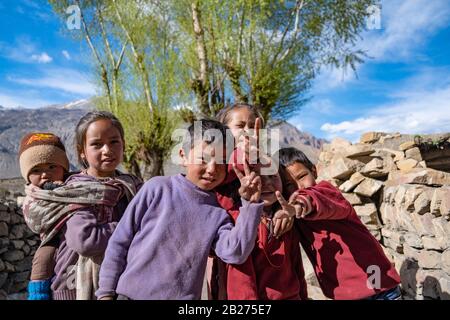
[126, 152, 164, 181]
[141, 149, 164, 181]
[191, 1, 210, 115]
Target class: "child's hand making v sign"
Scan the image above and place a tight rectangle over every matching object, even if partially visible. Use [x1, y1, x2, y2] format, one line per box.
[233, 159, 262, 203]
[271, 191, 298, 238]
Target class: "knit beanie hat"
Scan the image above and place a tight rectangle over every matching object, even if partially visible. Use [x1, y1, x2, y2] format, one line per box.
[18, 132, 70, 182]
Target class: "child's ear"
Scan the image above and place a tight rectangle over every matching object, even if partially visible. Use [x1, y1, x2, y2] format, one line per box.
[179, 148, 188, 167]
[312, 165, 318, 179]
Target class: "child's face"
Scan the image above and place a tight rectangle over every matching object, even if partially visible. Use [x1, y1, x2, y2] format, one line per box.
[81, 119, 124, 178]
[260, 173, 282, 207]
[28, 163, 65, 186]
[283, 162, 317, 195]
[226, 107, 257, 143]
[181, 142, 226, 191]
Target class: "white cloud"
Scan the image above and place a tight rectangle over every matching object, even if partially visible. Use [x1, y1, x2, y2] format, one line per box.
[321, 84, 450, 142]
[313, 0, 450, 92]
[0, 92, 54, 109]
[362, 0, 450, 61]
[0, 36, 36, 63]
[62, 50, 71, 60]
[31, 52, 52, 63]
[8, 68, 96, 96]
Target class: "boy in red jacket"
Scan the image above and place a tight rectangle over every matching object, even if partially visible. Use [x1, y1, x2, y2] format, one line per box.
[277, 147, 401, 300]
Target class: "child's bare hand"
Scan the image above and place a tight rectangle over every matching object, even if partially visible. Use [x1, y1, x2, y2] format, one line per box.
[272, 191, 296, 237]
[272, 210, 294, 238]
[288, 192, 311, 219]
[233, 160, 261, 203]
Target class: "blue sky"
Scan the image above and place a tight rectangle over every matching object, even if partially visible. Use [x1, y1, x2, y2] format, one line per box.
[0, 0, 449, 142]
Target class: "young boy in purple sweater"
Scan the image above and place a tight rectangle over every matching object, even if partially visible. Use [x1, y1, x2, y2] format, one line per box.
[96, 120, 264, 300]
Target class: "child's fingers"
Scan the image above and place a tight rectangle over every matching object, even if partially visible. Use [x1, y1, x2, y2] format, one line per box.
[247, 171, 256, 184]
[254, 118, 261, 144]
[289, 191, 300, 204]
[243, 158, 251, 176]
[273, 217, 282, 237]
[275, 191, 289, 209]
[281, 217, 289, 233]
[232, 163, 245, 180]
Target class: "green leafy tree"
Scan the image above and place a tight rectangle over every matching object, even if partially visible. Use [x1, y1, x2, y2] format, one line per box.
[49, 0, 375, 179]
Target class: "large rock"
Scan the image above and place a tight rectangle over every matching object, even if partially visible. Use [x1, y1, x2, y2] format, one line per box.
[360, 132, 386, 144]
[328, 157, 364, 180]
[404, 186, 424, 212]
[418, 250, 442, 269]
[2, 250, 24, 262]
[354, 177, 383, 197]
[403, 244, 421, 261]
[0, 222, 8, 237]
[0, 211, 10, 223]
[342, 192, 364, 205]
[411, 212, 435, 237]
[432, 217, 450, 250]
[342, 144, 375, 158]
[442, 250, 450, 275]
[403, 233, 423, 249]
[361, 158, 387, 178]
[354, 203, 380, 225]
[414, 189, 433, 215]
[387, 168, 450, 187]
[382, 186, 397, 205]
[422, 236, 444, 251]
[399, 141, 417, 151]
[9, 225, 25, 239]
[339, 172, 365, 192]
[397, 159, 418, 172]
[397, 209, 417, 232]
[405, 147, 423, 162]
[430, 187, 450, 217]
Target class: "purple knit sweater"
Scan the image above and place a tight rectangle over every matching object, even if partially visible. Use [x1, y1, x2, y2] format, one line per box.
[51, 173, 138, 300]
[96, 174, 263, 300]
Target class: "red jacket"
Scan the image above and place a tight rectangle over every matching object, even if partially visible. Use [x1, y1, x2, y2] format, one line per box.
[295, 181, 400, 299]
[209, 147, 307, 300]
[214, 180, 307, 300]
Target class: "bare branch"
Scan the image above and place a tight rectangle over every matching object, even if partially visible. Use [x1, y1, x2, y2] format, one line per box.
[111, 0, 154, 112]
[74, 0, 112, 109]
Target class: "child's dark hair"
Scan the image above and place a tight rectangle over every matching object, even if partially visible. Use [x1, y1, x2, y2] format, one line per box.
[277, 147, 315, 172]
[216, 103, 265, 128]
[182, 119, 231, 155]
[75, 111, 125, 168]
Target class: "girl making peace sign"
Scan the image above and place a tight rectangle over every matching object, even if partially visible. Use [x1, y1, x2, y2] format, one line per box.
[212, 103, 308, 300]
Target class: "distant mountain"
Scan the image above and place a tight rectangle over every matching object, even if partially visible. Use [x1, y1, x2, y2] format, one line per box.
[268, 120, 328, 164]
[0, 101, 326, 179]
[0, 100, 94, 179]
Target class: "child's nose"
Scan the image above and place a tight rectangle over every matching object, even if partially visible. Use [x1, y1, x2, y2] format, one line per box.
[102, 144, 112, 154]
[206, 161, 216, 173]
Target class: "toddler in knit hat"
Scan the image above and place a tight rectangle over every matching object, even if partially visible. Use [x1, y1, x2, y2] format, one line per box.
[18, 132, 70, 300]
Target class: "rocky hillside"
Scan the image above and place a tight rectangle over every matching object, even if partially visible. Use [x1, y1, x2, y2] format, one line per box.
[0, 102, 325, 179]
[0, 100, 93, 179]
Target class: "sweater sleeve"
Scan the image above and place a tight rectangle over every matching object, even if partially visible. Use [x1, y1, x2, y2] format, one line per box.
[299, 181, 353, 221]
[64, 207, 117, 257]
[212, 198, 263, 265]
[96, 183, 153, 299]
